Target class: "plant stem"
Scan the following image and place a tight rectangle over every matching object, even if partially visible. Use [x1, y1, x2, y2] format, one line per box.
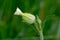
[34, 22, 44, 40]
[39, 27, 44, 40]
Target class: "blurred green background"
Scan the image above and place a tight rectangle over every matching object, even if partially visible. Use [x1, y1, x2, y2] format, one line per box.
[0, 0, 60, 40]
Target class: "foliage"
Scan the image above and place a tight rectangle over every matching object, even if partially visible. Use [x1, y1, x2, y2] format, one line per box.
[0, 0, 60, 40]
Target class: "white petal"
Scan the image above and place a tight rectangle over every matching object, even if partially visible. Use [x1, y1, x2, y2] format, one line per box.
[14, 8, 23, 15]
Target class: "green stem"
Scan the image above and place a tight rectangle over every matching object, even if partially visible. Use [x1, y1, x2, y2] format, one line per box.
[39, 27, 44, 40]
[34, 22, 44, 40]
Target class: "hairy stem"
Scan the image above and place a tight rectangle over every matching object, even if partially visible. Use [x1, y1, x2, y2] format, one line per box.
[39, 27, 44, 40]
[34, 21, 44, 40]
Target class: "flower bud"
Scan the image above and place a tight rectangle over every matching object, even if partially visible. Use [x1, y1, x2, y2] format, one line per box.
[14, 8, 36, 24]
[22, 13, 35, 24]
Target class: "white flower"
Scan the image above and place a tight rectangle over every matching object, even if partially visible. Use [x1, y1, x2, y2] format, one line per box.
[14, 8, 23, 15]
[14, 7, 36, 24]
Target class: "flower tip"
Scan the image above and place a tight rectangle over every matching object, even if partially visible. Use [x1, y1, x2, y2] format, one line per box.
[14, 7, 23, 15]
